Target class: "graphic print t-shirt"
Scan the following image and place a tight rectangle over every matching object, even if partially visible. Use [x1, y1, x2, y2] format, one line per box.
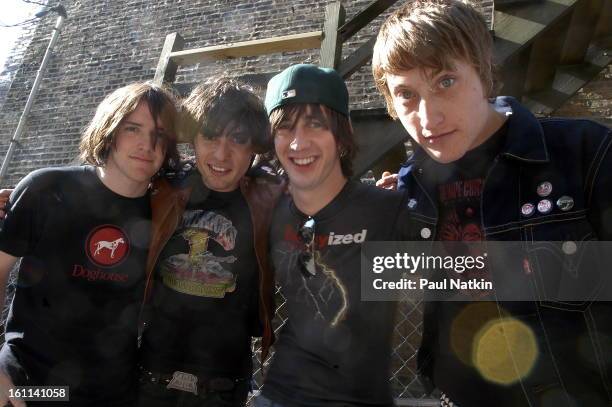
[263, 181, 412, 407]
[433, 125, 507, 293]
[0, 165, 150, 405]
[434, 122, 507, 242]
[140, 177, 259, 377]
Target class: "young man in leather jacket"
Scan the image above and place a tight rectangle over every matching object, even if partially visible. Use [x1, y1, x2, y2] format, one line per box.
[137, 77, 284, 407]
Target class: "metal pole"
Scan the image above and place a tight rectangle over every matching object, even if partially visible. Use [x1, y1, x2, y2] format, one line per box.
[0, 6, 67, 185]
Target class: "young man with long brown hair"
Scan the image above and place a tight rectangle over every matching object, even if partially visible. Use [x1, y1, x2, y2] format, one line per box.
[0, 82, 178, 406]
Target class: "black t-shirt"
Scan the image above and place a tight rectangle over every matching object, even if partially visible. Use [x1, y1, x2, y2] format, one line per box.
[433, 122, 506, 291]
[427, 123, 517, 405]
[0, 166, 151, 405]
[140, 173, 259, 378]
[262, 181, 411, 407]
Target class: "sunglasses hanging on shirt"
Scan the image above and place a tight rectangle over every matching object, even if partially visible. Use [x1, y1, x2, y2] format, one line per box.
[297, 216, 317, 278]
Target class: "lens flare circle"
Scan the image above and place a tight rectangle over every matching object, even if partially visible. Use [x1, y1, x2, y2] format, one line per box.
[472, 317, 539, 385]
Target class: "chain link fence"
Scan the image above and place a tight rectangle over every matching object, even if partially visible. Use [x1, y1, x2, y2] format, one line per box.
[1, 264, 435, 406]
[249, 287, 433, 406]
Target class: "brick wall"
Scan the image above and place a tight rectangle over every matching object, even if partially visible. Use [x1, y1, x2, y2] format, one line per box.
[0, 0, 607, 188]
[0, 19, 40, 112]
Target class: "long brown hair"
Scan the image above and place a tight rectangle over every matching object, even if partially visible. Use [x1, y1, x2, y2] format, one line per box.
[79, 82, 179, 171]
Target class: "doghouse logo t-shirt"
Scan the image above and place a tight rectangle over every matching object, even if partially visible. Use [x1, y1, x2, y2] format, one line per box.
[69, 224, 133, 283]
[86, 225, 130, 267]
[0, 165, 151, 402]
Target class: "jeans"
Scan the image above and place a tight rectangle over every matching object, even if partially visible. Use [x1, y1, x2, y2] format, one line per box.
[137, 376, 249, 407]
[252, 393, 288, 407]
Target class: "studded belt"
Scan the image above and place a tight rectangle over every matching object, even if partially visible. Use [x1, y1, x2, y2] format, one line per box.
[440, 392, 459, 407]
[138, 365, 247, 396]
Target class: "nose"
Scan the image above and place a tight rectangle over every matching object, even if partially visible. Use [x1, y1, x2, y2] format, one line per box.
[289, 125, 310, 151]
[136, 130, 155, 153]
[213, 137, 230, 160]
[418, 98, 443, 132]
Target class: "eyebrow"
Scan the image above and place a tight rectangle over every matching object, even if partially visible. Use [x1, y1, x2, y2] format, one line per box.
[304, 113, 330, 130]
[389, 84, 414, 93]
[124, 120, 166, 132]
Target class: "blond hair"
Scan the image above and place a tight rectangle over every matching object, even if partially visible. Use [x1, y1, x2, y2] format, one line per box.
[372, 0, 495, 118]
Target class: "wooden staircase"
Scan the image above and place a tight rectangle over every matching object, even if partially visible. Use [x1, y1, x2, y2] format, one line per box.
[153, 0, 610, 178]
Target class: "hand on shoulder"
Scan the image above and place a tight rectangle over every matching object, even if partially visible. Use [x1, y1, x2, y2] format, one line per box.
[0, 189, 13, 220]
[376, 171, 398, 191]
[0, 369, 25, 407]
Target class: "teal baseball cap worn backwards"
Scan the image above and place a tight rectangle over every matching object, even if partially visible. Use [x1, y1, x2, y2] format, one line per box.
[265, 64, 349, 117]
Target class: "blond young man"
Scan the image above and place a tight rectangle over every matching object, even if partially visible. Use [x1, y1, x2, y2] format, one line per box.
[0, 82, 179, 406]
[372, 1, 612, 406]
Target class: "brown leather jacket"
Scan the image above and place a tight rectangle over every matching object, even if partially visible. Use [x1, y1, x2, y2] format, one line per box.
[142, 172, 286, 362]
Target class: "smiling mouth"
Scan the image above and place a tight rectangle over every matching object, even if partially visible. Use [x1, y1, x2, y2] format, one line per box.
[290, 156, 316, 166]
[208, 164, 231, 174]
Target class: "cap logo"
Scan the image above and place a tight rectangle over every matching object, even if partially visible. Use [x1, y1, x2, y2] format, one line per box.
[281, 89, 296, 99]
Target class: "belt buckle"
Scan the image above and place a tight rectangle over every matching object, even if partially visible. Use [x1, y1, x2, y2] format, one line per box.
[166, 371, 199, 395]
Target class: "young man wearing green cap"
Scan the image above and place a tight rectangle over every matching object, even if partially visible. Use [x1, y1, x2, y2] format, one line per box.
[254, 64, 412, 407]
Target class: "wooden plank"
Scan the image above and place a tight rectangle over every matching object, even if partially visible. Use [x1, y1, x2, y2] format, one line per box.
[338, 36, 376, 79]
[493, 0, 577, 63]
[554, 61, 609, 94]
[498, 44, 532, 98]
[560, 0, 603, 64]
[172, 72, 279, 97]
[548, 0, 577, 6]
[338, 0, 399, 43]
[493, 11, 546, 62]
[320, 2, 346, 68]
[168, 31, 323, 66]
[153, 32, 184, 85]
[524, 12, 571, 93]
[352, 114, 409, 177]
[496, 0, 546, 7]
[523, 42, 612, 114]
[593, 0, 612, 44]
[522, 88, 571, 115]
